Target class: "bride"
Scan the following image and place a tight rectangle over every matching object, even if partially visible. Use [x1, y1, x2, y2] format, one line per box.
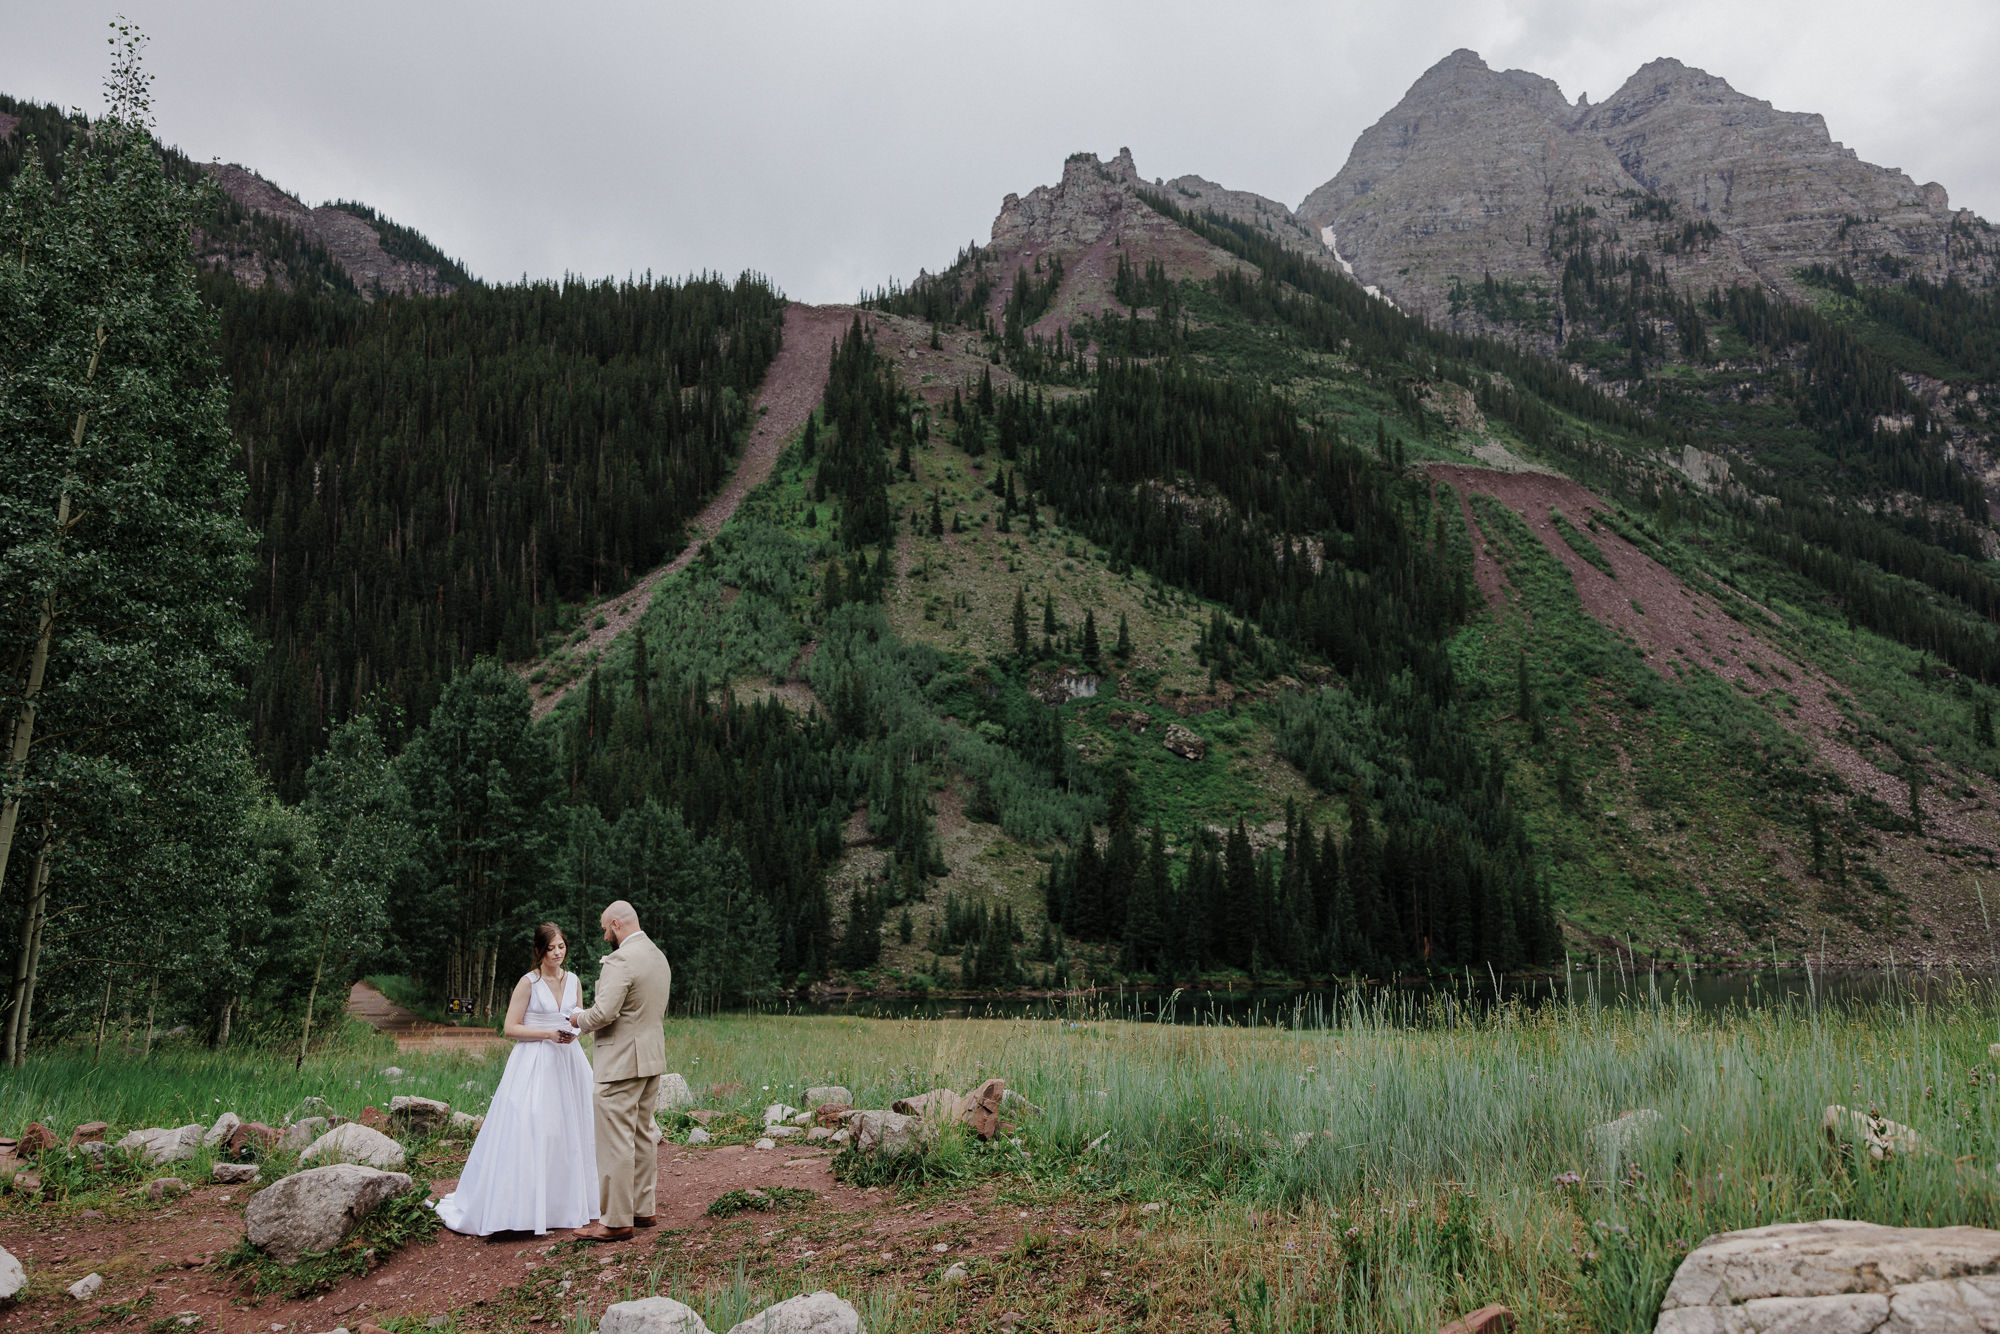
[434, 923, 599, 1235]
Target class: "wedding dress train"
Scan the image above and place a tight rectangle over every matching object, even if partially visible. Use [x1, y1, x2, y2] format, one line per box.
[433, 971, 598, 1235]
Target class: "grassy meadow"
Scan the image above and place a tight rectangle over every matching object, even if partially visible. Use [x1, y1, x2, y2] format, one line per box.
[6, 984, 2000, 1332]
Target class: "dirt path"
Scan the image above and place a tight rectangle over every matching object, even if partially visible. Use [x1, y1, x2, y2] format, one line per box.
[0, 1138, 1041, 1333]
[527, 303, 862, 720]
[346, 981, 505, 1055]
[1431, 463, 1999, 852]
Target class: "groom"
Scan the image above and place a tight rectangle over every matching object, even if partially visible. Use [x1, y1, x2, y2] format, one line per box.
[567, 899, 673, 1241]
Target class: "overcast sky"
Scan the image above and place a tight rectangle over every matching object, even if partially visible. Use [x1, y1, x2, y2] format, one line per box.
[6, 1, 1998, 305]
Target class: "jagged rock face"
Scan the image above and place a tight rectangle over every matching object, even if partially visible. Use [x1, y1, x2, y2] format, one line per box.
[1300, 50, 1996, 326]
[200, 163, 456, 298]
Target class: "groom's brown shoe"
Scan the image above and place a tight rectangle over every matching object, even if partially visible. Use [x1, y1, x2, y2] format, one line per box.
[632, 1215, 658, 1228]
[572, 1223, 634, 1242]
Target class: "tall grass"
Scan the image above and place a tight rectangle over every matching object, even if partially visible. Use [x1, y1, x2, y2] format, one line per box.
[5, 988, 1995, 1331]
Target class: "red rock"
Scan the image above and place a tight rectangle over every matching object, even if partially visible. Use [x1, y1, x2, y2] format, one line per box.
[358, 1106, 388, 1131]
[958, 1078, 1007, 1141]
[70, 1122, 108, 1145]
[17, 1123, 58, 1157]
[225, 1121, 278, 1160]
[1438, 1305, 1516, 1334]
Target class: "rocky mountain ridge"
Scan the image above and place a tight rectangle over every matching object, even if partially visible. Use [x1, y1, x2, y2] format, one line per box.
[1297, 50, 1997, 334]
[198, 164, 459, 297]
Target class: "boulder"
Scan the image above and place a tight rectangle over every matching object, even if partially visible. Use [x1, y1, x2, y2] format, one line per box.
[300, 1122, 407, 1170]
[846, 1110, 927, 1157]
[70, 1121, 108, 1145]
[226, 1122, 279, 1160]
[1438, 1306, 1514, 1334]
[1823, 1103, 1925, 1162]
[281, 1118, 330, 1154]
[959, 1079, 1007, 1141]
[287, 1097, 336, 1124]
[211, 1162, 260, 1185]
[891, 1090, 962, 1121]
[116, 1125, 204, 1165]
[1591, 1109, 1665, 1160]
[0, 1243, 24, 1302]
[388, 1096, 451, 1137]
[1162, 723, 1206, 761]
[203, 1113, 243, 1148]
[804, 1086, 853, 1107]
[68, 1272, 102, 1301]
[148, 1176, 188, 1202]
[721, 1291, 863, 1334]
[17, 1123, 58, 1157]
[761, 1104, 798, 1127]
[600, 1295, 712, 1334]
[655, 1075, 694, 1113]
[243, 1163, 414, 1266]
[1655, 1219, 2000, 1332]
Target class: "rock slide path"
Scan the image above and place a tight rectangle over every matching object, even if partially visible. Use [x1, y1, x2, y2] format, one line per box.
[345, 981, 506, 1054]
[1433, 462, 2000, 854]
[527, 303, 862, 721]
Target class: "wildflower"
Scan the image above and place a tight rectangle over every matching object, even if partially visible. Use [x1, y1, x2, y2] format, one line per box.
[1344, 1227, 1360, 1238]
[1552, 1171, 1582, 1188]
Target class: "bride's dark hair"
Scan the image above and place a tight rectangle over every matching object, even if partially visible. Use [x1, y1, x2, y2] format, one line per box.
[531, 922, 566, 969]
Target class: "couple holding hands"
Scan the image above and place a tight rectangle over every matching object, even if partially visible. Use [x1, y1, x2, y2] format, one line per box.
[434, 900, 671, 1241]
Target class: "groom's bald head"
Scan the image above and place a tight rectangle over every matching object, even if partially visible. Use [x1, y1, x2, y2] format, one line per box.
[601, 900, 640, 944]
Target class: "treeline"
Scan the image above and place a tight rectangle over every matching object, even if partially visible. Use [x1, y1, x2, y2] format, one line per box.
[213, 273, 785, 796]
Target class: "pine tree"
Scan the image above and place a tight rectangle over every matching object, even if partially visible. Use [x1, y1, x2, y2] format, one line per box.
[1011, 586, 1030, 659]
[1115, 612, 1131, 659]
[929, 494, 944, 537]
[1082, 610, 1101, 667]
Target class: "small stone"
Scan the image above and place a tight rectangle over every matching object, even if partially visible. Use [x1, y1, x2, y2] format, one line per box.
[761, 1103, 799, 1127]
[68, 1272, 104, 1300]
[79, 1209, 103, 1220]
[148, 1176, 189, 1201]
[448, 1111, 483, 1134]
[1140, 1202, 1162, 1213]
[203, 1112, 243, 1148]
[388, 1096, 452, 1136]
[70, 1121, 109, 1145]
[931, 1243, 949, 1253]
[943, 1262, 968, 1284]
[754, 1138, 776, 1150]
[829, 1129, 850, 1146]
[686, 1127, 712, 1145]
[212, 1162, 261, 1184]
[803, 1086, 853, 1107]
[300, 1122, 407, 1170]
[116, 1124, 205, 1165]
[77, 1141, 108, 1163]
[766, 1126, 801, 1139]
[426, 1317, 446, 1328]
[1437, 1305, 1515, 1334]
[226, 1122, 280, 1160]
[380, 1067, 406, 1080]
[17, 1123, 58, 1157]
[281, 1117, 330, 1154]
[805, 1127, 833, 1143]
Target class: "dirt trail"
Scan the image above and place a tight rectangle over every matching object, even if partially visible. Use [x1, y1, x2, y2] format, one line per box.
[1432, 463, 1998, 853]
[527, 303, 861, 720]
[346, 981, 505, 1054]
[0, 1138, 1033, 1332]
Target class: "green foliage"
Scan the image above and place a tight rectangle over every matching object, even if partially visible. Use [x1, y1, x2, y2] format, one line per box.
[703, 1185, 815, 1218]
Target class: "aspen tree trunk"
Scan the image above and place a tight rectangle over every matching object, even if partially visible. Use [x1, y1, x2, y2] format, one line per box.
[142, 970, 158, 1058]
[296, 928, 329, 1070]
[93, 967, 114, 1062]
[3, 826, 52, 1067]
[0, 327, 104, 900]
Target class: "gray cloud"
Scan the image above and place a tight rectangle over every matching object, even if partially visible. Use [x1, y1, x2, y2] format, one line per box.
[5, 0, 1996, 303]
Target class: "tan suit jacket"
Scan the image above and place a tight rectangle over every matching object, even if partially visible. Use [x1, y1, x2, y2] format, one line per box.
[574, 930, 671, 1084]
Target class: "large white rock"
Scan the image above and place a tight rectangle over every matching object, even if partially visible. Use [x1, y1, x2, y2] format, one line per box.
[243, 1163, 414, 1266]
[0, 1243, 24, 1302]
[115, 1124, 204, 1165]
[845, 1110, 927, 1157]
[655, 1074, 694, 1112]
[600, 1295, 712, 1334]
[299, 1121, 407, 1170]
[387, 1096, 451, 1136]
[1655, 1219, 2000, 1333]
[762, 1104, 799, 1127]
[203, 1112, 243, 1149]
[803, 1086, 852, 1107]
[723, 1291, 863, 1334]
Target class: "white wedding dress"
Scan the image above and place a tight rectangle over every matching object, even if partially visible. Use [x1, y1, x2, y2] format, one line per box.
[434, 971, 599, 1235]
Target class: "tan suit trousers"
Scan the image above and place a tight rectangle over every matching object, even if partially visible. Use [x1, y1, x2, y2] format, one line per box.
[593, 1073, 659, 1228]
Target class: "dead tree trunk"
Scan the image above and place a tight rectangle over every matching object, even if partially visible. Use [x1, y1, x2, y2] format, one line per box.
[3, 825, 53, 1067]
